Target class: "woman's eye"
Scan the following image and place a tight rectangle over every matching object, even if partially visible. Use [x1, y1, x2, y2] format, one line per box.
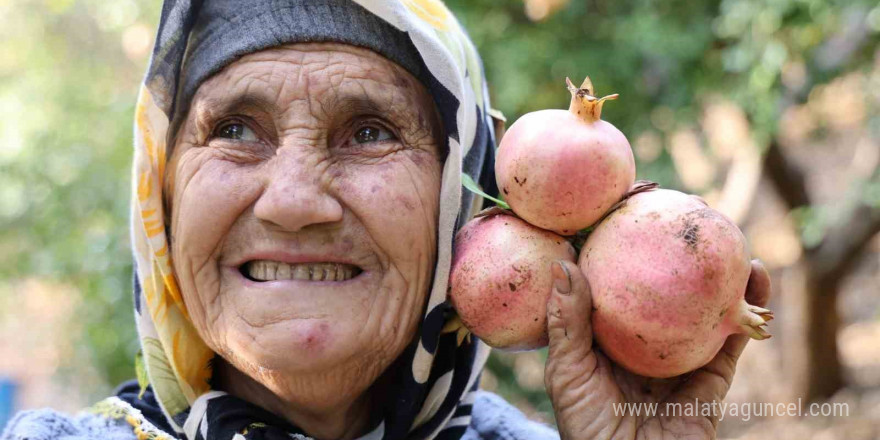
[215, 122, 258, 141]
[352, 125, 395, 144]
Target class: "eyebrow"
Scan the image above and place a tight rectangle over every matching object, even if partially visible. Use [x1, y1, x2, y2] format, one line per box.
[199, 93, 279, 118]
[198, 87, 406, 122]
[332, 93, 387, 117]
[328, 85, 427, 125]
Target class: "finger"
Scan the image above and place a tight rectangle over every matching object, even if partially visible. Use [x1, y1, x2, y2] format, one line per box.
[745, 259, 771, 307]
[665, 335, 747, 432]
[546, 260, 593, 364]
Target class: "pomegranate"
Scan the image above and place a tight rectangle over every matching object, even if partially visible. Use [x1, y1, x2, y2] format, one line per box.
[495, 77, 636, 235]
[449, 210, 576, 350]
[578, 189, 772, 378]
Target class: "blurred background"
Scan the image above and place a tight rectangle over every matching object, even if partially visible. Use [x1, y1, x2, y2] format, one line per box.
[0, 0, 878, 438]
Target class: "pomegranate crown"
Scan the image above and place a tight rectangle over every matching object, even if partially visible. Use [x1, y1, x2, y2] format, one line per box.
[566, 76, 619, 123]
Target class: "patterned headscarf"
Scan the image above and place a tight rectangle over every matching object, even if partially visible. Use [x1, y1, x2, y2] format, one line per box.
[96, 1, 502, 439]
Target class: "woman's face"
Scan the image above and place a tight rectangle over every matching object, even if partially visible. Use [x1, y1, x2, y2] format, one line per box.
[166, 43, 443, 407]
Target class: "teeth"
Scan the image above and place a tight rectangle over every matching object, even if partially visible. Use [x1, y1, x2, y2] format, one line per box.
[293, 265, 310, 281]
[252, 261, 266, 280]
[265, 261, 278, 279]
[276, 262, 290, 279]
[324, 264, 335, 281]
[245, 261, 359, 282]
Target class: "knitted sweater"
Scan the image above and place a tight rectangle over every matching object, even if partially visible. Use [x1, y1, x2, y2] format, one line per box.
[1, 391, 559, 440]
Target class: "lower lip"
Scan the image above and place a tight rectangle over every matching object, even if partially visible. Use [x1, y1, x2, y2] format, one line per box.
[229, 266, 369, 288]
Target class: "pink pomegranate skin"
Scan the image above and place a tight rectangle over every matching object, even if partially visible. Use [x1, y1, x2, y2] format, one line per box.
[495, 109, 636, 235]
[579, 189, 752, 378]
[450, 213, 576, 350]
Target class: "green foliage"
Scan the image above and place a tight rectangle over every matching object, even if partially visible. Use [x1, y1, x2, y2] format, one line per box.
[448, 0, 879, 184]
[462, 173, 510, 209]
[790, 205, 828, 247]
[0, 0, 160, 398]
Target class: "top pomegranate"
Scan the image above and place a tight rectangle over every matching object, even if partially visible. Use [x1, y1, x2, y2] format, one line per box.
[495, 77, 636, 235]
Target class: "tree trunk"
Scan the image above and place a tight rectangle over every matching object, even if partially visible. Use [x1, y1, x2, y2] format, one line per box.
[764, 140, 880, 402]
[803, 276, 843, 401]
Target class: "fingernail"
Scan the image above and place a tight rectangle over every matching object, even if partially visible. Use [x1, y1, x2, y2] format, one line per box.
[551, 261, 571, 295]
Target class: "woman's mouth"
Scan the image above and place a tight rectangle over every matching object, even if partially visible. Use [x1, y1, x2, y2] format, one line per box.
[240, 260, 363, 282]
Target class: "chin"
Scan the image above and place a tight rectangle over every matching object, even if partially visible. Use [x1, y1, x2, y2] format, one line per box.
[229, 317, 368, 373]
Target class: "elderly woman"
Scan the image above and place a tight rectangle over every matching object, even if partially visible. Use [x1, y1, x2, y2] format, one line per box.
[2, 0, 771, 439]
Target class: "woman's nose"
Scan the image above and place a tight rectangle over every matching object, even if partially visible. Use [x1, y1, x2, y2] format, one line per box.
[253, 154, 344, 232]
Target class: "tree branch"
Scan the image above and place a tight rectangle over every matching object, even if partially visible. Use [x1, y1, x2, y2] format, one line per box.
[810, 199, 880, 289]
[763, 140, 812, 209]
[763, 139, 880, 289]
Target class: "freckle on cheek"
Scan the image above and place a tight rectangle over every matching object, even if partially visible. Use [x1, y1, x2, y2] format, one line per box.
[396, 195, 416, 211]
[408, 152, 431, 169]
[378, 165, 393, 183]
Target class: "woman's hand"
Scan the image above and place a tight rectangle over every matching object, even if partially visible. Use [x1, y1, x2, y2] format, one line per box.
[543, 260, 772, 440]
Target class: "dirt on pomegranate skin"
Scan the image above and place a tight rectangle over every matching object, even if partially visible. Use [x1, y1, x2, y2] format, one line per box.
[450, 213, 576, 351]
[580, 189, 754, 378]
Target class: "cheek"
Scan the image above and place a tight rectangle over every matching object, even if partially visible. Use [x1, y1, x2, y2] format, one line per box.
[171, 155, 262, 336]
[338, 156, 441, 264]
[335, 155, 441, 333]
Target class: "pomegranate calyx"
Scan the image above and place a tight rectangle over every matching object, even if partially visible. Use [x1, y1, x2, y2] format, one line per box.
[474, 206, 517, 219]
[599, 180, 661, 223]
[737, 300, 774, 340]
[566, 76, 619, 123]
[566, 181, 660, 252]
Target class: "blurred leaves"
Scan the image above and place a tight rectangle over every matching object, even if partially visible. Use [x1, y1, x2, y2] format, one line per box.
[0, 0, 159, 398]
[790, 205, 829, 248]
[866, 179, 880, 208]
[451, 0, 879, 188]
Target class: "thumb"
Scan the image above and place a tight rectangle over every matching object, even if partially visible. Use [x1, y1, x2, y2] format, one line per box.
[546, 260, 594, 364]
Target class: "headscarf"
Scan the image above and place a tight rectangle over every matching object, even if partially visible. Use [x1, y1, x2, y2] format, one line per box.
[90, 1, 502, 439]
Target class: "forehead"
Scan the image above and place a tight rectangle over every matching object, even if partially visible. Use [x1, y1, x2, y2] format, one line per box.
[191, 42, 429, 112]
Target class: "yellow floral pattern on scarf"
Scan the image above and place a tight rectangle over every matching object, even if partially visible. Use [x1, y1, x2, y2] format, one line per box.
[400, 0, 452, 30]
[132, 86, 214, 415]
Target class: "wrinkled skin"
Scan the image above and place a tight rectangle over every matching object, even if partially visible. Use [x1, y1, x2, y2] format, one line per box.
[544, 258, 772, 440]
[165, 43, 443, 440]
